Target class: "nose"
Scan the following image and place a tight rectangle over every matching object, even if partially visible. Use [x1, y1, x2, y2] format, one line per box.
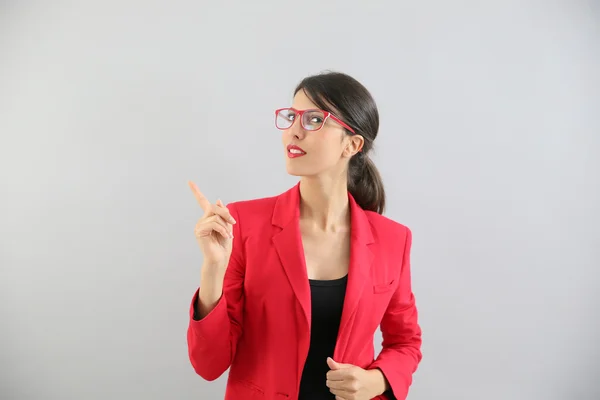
[287, 119, 305, 140]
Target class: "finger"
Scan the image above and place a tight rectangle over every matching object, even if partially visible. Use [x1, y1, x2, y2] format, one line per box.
[328, 388, 351, 399]
[326, 369, 345, 381]
[328, 357, 353, 369]
[327, 368, 354, 381]
[210, 200, 236, 224]
[208, 220, 231, 240]
[195, 220, 231, 240]
[214, 199, 236, 224]
[204, 214, 231, 234]
[327, 357, 340, 370]
[211, 215, 233, 238]
[325, 379, 346, 390]
[188, 181, 212, 213]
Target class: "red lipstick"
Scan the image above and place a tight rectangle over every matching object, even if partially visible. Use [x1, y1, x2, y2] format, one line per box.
[287, 144, 306, 158]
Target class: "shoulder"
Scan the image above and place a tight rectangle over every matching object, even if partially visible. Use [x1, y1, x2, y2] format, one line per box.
[364, 211, 414, 276]
[364, 210, 412, 248]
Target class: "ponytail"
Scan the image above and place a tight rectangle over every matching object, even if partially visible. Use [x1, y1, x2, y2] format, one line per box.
[348, 152, 386, 214]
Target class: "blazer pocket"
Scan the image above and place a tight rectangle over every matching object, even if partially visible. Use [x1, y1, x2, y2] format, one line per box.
[229, 378, 265, 397]
[373, 279, 395, 294]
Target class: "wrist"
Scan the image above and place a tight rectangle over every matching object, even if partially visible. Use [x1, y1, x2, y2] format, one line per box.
[200, 264, 225, 296]
[367, 368, 388, 396]
[201, 261, 226, 277]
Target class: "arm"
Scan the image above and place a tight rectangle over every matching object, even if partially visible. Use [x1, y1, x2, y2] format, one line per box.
[186, 203, 245, 381]
[369, 227, 422, 400]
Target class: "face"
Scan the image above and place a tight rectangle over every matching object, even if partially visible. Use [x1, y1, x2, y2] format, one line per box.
[281, 90, 363, 179]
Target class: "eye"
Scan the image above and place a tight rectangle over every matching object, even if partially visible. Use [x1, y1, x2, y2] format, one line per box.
[305, 111, 325, 124]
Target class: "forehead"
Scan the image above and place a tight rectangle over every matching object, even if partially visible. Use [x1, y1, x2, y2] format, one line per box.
[291, 90, 319, 110]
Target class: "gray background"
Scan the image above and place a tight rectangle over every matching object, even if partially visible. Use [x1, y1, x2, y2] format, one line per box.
[1, 1, 599, 399]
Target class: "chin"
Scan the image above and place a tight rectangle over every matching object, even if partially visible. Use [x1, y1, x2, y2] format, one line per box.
[285, 166, 304, 176]
[285, 161, 313, 177]
[285, 159, 329, 177]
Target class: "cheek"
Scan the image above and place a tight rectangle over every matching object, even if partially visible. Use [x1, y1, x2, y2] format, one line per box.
[319, 136, 344, 160]
[307, 145, 342, 169]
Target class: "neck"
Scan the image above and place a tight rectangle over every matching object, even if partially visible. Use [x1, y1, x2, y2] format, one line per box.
[298, 176, 350, 232]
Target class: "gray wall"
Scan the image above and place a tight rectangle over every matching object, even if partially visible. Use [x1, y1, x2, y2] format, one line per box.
[1, 1, 598, 399]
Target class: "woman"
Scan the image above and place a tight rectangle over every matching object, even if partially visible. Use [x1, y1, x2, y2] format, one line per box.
[187, 71, 422, 400]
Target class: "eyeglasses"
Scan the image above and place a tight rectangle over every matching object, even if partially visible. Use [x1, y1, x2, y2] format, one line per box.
[274, 107, 355, 134]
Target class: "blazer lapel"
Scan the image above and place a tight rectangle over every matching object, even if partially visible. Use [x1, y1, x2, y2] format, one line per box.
[334, 193, 375, 360]
[272, 183, 311, 326]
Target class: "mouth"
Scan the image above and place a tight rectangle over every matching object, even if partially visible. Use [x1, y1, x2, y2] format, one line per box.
[287, 144, 306, 158]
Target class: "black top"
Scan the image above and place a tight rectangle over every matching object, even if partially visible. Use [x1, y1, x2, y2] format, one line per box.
[298, 274, 348, 400]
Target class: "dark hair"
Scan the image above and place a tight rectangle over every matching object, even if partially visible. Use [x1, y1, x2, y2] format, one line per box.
[294, 71, 386, 214]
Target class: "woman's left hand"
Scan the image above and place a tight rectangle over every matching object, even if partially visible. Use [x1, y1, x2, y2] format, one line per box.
[325, 357, 387, 400]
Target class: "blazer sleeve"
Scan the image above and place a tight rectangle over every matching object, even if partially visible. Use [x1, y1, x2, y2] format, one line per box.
[369, 227, 422, 400]
[186, 203, 245, 381]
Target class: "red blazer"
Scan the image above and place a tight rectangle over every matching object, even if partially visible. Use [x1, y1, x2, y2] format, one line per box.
[187, 183, 422, 399]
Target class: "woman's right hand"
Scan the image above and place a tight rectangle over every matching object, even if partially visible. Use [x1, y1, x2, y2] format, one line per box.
[188, 181, 236, 268]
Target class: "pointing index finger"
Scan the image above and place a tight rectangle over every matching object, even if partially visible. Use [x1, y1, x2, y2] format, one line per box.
[188, 181, 212, 213]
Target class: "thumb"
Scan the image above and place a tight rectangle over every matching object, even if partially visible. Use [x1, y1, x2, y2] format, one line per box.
[327, 357, 351, 370]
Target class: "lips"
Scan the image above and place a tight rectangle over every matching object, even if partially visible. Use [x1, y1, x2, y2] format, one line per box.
[287, 144, 306, 158]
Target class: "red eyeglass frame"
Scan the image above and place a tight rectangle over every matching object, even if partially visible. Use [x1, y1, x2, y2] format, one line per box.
[274, 107, 356, 134]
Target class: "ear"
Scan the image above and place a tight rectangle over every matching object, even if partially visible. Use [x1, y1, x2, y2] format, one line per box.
[342, 135, 364, 158]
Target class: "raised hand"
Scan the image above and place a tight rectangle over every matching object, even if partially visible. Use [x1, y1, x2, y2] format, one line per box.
[188, 181, 236, 268]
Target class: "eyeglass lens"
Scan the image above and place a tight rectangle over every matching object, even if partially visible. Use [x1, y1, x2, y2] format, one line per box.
[276, 109, 325, 131]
